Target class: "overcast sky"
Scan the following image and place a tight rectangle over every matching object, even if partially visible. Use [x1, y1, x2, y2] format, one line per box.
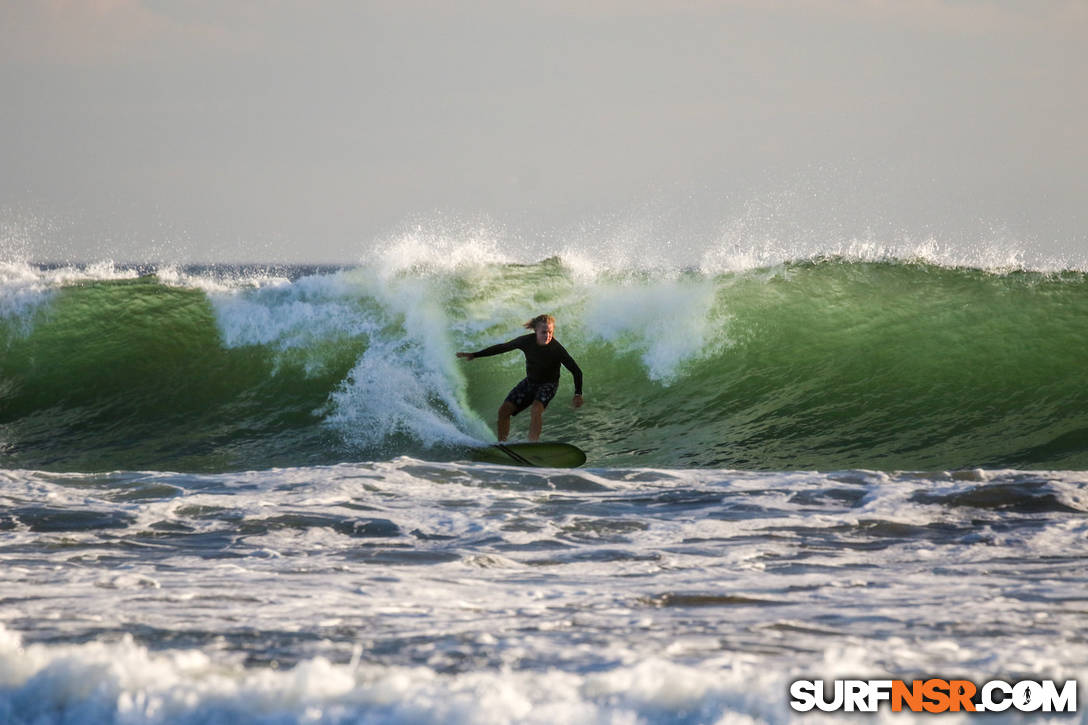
[1, 0, 1085, 264]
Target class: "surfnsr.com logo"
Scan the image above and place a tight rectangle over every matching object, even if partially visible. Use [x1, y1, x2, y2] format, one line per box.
[789, 679, 1078, 713]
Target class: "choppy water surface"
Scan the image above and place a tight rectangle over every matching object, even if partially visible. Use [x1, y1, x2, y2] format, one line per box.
[1, 462, 1085, 722]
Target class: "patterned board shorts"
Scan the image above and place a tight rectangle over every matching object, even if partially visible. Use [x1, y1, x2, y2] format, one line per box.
[504, 378, 559, 415]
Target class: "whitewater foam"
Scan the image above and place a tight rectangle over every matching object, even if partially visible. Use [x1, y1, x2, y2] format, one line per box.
[0, 624, 802, 725]
[204, 271, 376, 361]
[3, 460, 1087, 722]
[583, 276, 727, 383]
[321, 264, 493, 448]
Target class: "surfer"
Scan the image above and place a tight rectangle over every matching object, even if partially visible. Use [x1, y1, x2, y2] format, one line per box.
[457, 314, 584, 442]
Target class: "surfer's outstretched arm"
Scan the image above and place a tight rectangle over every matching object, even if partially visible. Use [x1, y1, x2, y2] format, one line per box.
[457, 340, 519, 361]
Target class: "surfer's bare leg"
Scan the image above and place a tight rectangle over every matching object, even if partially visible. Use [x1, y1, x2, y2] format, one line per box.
[528, 401, 545, 442]
[497, 401, 516, 441]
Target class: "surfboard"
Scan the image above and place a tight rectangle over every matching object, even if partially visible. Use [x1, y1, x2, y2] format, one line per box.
[468, 442, 587, 468]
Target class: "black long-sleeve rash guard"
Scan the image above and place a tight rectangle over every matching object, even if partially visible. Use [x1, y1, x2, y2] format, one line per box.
[471, 333, 583, 395]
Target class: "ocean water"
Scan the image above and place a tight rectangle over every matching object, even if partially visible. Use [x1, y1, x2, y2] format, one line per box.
[1, 243, 1087, 723]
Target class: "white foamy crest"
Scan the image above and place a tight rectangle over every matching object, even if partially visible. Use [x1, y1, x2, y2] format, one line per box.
[206, 271, 375, 355]
[154, 265, 293, 295]
[698, 233, 1083, 276]
[0, 261, 140, 334]
[583, 277, 727, 383]
[0, 262, 55, 331]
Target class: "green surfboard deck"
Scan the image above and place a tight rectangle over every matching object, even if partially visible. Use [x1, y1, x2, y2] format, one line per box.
[468, 442, 587, 468]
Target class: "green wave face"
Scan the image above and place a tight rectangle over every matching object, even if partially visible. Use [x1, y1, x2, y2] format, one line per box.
[557, 263, 1088, 470]
[3, 261, 1087, 472]
[0, 276, 364, 471]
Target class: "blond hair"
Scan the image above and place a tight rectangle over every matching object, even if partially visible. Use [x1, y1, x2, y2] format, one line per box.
[523, 314, 555, 331]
